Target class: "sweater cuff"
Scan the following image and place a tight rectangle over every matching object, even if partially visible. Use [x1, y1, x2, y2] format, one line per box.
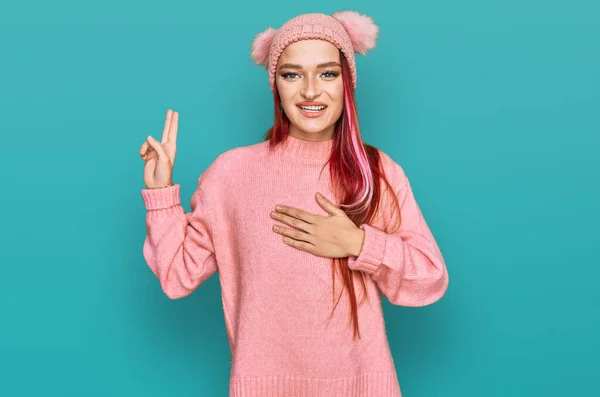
[141, 184, 181, 210]
[347, 224, 387, 274]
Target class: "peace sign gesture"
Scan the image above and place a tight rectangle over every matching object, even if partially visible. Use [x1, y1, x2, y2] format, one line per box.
[140, 109, 179, 189]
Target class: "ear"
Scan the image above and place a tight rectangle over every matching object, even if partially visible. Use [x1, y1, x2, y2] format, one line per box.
[332, 10, 379, 55]
[251, 27, 278, 67]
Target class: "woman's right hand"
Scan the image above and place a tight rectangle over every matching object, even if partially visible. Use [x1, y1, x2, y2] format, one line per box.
[140, 109, 179, 189]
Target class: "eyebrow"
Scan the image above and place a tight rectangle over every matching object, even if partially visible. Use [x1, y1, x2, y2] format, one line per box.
[278, 62, 341, 70]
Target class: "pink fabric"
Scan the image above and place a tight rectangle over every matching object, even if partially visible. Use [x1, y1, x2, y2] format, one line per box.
[141, 135, 449, 397]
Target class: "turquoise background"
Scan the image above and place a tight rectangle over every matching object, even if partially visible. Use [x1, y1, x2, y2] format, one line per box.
[1, 0, 598, 396]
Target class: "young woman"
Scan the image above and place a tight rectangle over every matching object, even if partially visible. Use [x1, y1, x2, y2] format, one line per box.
[139, 11, 449, 397]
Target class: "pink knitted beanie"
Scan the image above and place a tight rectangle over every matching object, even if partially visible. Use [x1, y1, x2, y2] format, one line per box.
[251, 11, 379, 91]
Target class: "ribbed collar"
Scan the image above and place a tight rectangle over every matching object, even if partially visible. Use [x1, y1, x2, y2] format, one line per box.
[277, 134, 334, 162]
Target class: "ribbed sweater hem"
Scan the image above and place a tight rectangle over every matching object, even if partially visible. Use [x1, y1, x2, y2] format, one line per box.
[347, 223, 388, 274]
[229, 371, 402, 397]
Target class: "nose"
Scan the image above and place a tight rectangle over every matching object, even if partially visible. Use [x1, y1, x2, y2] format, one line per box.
[301, 74, 321, 99]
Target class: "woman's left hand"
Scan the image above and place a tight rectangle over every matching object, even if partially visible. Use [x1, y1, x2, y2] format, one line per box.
[270, 192, 365, 259]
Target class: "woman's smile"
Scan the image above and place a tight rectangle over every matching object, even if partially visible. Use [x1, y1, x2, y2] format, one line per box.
[297, 101, 328, 118]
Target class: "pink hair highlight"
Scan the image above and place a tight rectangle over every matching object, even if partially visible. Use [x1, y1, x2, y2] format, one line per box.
[337, 58, 374, 215]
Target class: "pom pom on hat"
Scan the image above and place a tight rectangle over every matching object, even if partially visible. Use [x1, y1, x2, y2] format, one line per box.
[332, 11, 378, 55]
[251, 27, 278, 66]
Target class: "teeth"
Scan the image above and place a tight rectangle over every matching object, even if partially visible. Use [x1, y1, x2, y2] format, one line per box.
[299, 105, 326, 112]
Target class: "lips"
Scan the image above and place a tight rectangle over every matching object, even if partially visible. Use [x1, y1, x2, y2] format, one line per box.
[296, 102, 327, 118]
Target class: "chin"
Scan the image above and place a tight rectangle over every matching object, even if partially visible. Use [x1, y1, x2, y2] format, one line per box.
[294, 121, 334, 135]
[294, 122, 333, 135]
[289, 111, 339, 135]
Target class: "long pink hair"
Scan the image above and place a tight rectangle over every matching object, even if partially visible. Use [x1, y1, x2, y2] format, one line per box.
[264, 52, 401, 340]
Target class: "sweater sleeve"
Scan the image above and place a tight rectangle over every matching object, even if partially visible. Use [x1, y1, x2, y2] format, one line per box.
[347, 174, 449, 307]
[141, 179, 218, 299]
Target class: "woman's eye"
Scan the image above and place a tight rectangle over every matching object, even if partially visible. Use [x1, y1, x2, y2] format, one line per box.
[282, 72, 299, 79]
[322, 71, 339, 78]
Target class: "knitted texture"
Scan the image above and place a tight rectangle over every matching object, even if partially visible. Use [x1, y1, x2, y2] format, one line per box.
[252, 11, 379, 91]
[140, 135, 449, 396]
[269, 13, 356, 89]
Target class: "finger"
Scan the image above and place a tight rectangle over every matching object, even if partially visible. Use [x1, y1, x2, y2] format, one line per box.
[168, 111, 179, 145]
[141, 150, 158, 162]
[161, 109, 173, 143]
[140, 140, 155, 155]
[140, 140, 149, 155]
[282, 237, 315, 252]
[140, 141, 158, 161]
[271, 211, 313, 233]
[272, 224, 314, 243]
[165, 111, 178, 160]
[274, 205, 318, 224]
[146, 136, 169, 161]
[316, 192, 344, 216]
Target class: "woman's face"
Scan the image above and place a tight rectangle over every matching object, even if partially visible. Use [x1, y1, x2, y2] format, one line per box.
[276, 40, 344, 140]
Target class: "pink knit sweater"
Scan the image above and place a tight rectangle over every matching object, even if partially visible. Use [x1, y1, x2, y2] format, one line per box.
[141, 134, 449, 397]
